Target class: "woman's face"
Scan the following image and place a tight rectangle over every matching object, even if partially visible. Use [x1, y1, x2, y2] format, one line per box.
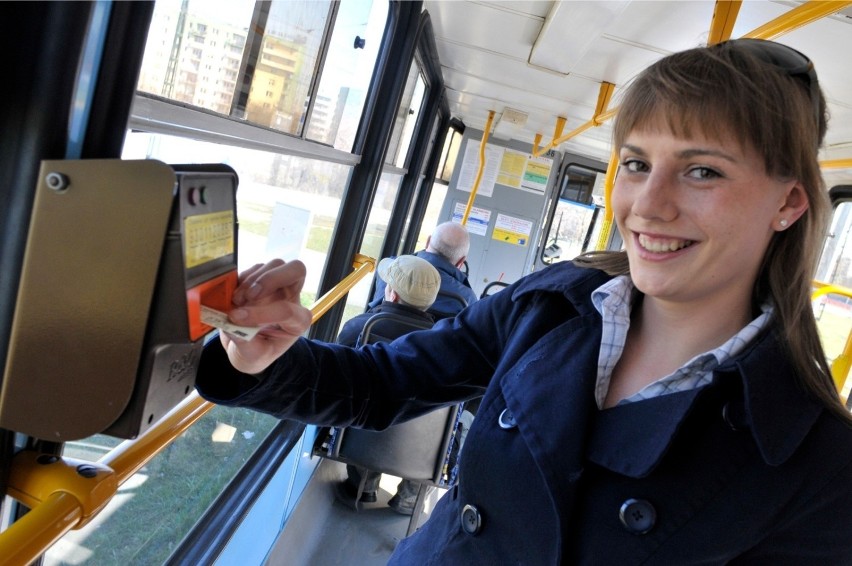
[612, 127, 805, 314]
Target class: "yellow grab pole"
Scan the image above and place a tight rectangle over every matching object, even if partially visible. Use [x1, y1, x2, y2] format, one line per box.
[462, 110, 495, 225]
[821, 158, 852, 170]
[0, 492, 83, 566]
[595, 149, 620, 251]
[707, 0, 742, 45]
[308, 254, 375, 321]
[743, 0, 852, 40]
[532, 82, 615, 157]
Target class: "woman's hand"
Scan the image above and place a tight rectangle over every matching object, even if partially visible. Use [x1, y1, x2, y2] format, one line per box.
[220, 259, 313, 375]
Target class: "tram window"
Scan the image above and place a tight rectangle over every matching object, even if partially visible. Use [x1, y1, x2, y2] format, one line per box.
[387, 64, 426, 168]
[541, 165, 607, 263]
[437, 127, 463, 184]
[306, 0, 389, 150]
[237, 1, 331, 135]
[332, 170, 406, 329]
[49, 407, 278, 566]
[138, 0, 254, 114]
[814, 200, 852, 400]
[137, 0, 386, 146]
[335, 61, 431, 328]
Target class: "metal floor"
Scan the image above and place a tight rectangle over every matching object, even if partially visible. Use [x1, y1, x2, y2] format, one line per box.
[265, 459, 442, 566]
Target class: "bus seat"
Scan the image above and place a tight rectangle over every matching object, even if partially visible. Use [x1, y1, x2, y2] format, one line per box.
[480, 280, 510, 299]
[312, 312, 464, 535]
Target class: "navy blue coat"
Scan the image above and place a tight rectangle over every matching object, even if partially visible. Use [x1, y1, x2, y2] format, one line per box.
[196, 262, 852, 564]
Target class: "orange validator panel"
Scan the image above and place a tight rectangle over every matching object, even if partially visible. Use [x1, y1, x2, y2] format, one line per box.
[103, 163, 241, 439]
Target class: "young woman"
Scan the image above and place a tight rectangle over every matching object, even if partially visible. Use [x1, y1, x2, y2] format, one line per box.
[197, 39, 852, 564]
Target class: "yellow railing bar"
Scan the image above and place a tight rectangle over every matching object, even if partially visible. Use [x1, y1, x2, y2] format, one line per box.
[821, 158, 852, 170]
[743, 0, 852, 40]
[595, 149, 620, 251]
[462, 110, 496, 225]
[707, 1, 743, 45]
[308, 253, 376, 321]
[0, 254, 376, 566]
[594, 106, 618, 126]
[812, 281, 852, 394]
[0, 492, 83, 566]
[532, 82, 615, 158]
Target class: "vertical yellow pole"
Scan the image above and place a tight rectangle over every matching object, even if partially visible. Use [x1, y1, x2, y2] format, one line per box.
[595, 149, 620, 251]
[462, 110, 495, 225]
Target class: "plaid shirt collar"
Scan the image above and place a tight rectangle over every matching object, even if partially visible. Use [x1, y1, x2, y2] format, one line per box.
[591, 275, 772, 409]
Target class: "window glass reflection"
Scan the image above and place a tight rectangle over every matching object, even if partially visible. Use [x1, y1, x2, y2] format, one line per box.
[814, 201, 852, 400]
[307, 0, 388, 151]
[138, 0, 255, 115]
[386, 63, 423, 167]
[238, 1, 331, 135]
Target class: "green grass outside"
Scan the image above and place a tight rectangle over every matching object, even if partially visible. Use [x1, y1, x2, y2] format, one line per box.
[58, 407, 278, 566]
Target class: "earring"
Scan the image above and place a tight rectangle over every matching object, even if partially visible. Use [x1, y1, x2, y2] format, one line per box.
[779, 218, 789, 228]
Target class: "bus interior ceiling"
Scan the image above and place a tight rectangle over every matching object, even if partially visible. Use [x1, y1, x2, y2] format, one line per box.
[423, 0, 852, 187]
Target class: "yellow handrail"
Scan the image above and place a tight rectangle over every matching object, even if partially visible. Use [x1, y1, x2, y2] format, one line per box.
[707, 1, 743, 45]
[821, 158, 852, 170]
[743, 0, 852, 40]
[532, 82, 615, 158]
[462, 110, 496, 225]
[595, 149, 620, 251]
[0, 254, 376, 566]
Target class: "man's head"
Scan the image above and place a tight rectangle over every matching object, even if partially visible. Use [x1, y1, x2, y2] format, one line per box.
[378, 255, 441, 310]
[426, 221, 470, 268]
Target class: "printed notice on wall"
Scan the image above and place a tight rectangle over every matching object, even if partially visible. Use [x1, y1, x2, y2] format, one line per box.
[451, 201, 491, 236]
[521, 155, 553, 193]
[497, 149, 527, 188]
[456, 140, 503, 198]
[491, 213, 533, 247]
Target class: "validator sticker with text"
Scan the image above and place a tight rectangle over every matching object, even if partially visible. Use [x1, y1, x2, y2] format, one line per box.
[200, 305, 261, 340]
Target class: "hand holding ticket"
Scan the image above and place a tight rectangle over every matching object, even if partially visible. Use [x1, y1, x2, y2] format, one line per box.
[201, 305, 261, 340]
[216, 259, 313, 376]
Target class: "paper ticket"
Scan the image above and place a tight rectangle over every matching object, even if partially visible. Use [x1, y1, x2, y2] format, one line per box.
[200, 305, 261, 340]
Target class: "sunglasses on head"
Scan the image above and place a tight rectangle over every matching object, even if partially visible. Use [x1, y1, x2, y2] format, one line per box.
[728, 38, 820, 127]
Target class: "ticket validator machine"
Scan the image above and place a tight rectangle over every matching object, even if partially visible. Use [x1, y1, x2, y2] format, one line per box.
[0, 160, 239, 440]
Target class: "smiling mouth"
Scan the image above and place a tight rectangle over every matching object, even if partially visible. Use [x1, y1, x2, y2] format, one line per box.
[637, 233, 695, 253]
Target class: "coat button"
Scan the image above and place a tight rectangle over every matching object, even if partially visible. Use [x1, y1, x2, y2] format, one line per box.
[619, 499, 656, 534]
[461, 504, 482, 535]
[498, 408, 517, 429]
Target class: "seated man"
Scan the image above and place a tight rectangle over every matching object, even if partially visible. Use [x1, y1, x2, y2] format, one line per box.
[368, 221, 478, 316]
[336, 254, 441, 515]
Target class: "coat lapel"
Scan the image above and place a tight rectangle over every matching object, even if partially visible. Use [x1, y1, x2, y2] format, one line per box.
[499, 312, 601, 507]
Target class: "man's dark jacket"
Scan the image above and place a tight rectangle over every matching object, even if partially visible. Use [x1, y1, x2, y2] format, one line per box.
[369, 250, 478, 315]
[336, 301, 434, 347]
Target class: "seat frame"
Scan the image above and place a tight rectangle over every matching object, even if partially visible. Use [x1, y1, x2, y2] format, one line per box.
[312, 311, 463, 535]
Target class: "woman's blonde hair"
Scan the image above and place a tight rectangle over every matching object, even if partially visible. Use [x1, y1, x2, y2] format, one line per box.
[576, 40, 849, 420]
